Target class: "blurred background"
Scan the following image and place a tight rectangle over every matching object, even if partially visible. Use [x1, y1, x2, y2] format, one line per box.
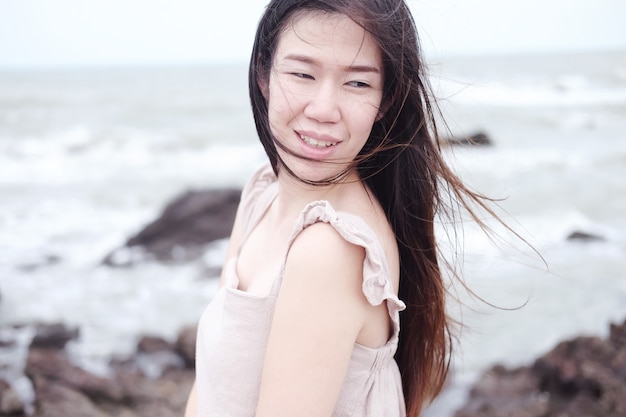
[1, 0, 625, 416]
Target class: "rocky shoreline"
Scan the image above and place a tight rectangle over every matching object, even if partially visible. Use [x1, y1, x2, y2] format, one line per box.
[455, 319, 626, 417]
[0, 322, 197, 417]
[1, 319, 625, 416]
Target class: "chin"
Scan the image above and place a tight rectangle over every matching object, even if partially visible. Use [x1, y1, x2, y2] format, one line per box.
[279, 158, 350, 184]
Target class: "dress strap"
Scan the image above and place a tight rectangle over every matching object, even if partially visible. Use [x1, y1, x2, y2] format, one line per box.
[235, 165, 278, 257]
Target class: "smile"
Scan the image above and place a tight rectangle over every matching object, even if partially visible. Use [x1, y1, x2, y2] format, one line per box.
[299, 134, 337, 148]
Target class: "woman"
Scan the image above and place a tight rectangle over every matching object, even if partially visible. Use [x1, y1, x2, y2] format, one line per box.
[186, 0, 491, 415]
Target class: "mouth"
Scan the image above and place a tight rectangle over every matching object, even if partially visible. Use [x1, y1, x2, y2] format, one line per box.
[299, 133, 338, 148]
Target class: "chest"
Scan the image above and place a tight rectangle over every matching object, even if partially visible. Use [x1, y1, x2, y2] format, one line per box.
[235, 215, 292, 296]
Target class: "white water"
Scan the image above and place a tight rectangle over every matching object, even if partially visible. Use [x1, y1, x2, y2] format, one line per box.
[1, 52, 625, 416]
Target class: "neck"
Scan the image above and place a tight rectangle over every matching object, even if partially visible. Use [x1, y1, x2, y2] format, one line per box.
[273, 166, 361, 221]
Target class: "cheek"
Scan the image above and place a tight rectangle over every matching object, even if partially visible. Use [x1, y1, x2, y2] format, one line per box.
[266, 84, 295, 139]
[267, 87, 291, 120]
[267, 76, 312, 115]
[352, 100, 382, 129]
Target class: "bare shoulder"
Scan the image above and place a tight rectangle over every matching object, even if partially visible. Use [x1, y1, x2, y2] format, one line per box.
[285, 221, 366, 286]
[280, 210, 395, 349]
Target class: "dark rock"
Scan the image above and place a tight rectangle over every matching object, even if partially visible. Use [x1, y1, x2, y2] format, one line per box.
[114, 367, 193, 417]
[609, 321, 626, 347]
[566, 230, 606, 242]
[26, 348, 124, 403]
[17, 253, 61, 272]
[104, 188, 241, 266]
[444, 132, 493, 147]
[532, 336, 610, 394]
[0, 338, 14, 349]
[175, 325, 197, 368]
[133, 336, 184, 378]
[31, 375, 109, 417]
[0, 379, 25, 415]
[3, 319, 197, 417]
[455, 319, 626, 417]
[30, 322, 79, 349]
[137, 336, 172, 354]
[456, 365, 548, 417]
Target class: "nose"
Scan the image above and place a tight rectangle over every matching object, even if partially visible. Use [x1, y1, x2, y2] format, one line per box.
[303, 83, 341, 123]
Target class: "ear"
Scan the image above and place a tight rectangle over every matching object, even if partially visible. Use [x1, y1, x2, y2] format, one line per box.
[258, 75, 269, 100]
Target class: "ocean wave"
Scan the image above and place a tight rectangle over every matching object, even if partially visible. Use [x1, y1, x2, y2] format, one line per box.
[436, 77, 626, 107]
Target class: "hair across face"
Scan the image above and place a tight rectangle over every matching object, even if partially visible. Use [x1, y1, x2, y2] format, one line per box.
[249, 0, 426, 183]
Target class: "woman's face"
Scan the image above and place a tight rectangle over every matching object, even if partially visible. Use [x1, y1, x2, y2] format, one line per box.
[264, 11, 383, 183]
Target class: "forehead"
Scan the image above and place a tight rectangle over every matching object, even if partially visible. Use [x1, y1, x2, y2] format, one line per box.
[275, 11, 381, 68]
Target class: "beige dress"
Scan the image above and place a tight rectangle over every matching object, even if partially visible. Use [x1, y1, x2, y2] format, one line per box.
[195, 165, 407, 416]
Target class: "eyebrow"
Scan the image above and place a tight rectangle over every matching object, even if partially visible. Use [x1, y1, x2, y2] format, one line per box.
[283, 54, 381, 74]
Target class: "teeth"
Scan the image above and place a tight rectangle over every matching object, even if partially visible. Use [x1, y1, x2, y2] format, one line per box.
[300, 134, 335, 148]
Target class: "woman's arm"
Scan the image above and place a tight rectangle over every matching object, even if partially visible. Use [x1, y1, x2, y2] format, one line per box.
[218, 191, 248, 288]
[255, 223, 371, 417]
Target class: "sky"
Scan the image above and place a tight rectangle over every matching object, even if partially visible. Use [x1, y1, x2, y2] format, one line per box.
[0, 0, 625, 69]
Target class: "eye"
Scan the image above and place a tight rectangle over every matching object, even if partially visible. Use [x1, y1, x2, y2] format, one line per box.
[291, 72, 314, 80]
[346, 80, 370, 88]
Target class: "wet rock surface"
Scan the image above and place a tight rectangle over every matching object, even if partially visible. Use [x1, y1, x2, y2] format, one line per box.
[455, 319, 626, 417]
[0, 322, 197, 417]
[444, 131, 493, 147]
[566, 230, 606, 242]
[0, 379, 24, 415]
[104, 188, 241, 266]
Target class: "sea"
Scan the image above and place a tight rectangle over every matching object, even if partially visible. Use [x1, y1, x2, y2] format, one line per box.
[1, 50, 625, 416]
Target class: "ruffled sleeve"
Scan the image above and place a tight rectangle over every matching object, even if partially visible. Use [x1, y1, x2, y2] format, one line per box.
[283, 200, 406, 344]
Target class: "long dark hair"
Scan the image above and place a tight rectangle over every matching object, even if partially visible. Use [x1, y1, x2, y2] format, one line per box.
[249, 0, 492, 414]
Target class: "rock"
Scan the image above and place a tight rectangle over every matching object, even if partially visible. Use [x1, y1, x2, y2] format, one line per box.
[104, 188, 241, 266]
[566, 230, 606, 242]
[26, 348, 124, 403]
[132, 336, 185, 378]
[455, 365, 548, 417]
[30, 322, 79, 349]
[2, 320, 197, 417]
[17, 253, 61, 272]
[137, 336, 172, 354]
[444, 132, 493, 147]
[531, 335, 626, 416]
[609, 320, 626, 347]
[31, 375, 109, 417]
[113, 367, 194, 417]
[175, 325, 197, 368]
[0, 379, 25, 415]
[0, 338, 14, 349]
[455, 319, 626, 417]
